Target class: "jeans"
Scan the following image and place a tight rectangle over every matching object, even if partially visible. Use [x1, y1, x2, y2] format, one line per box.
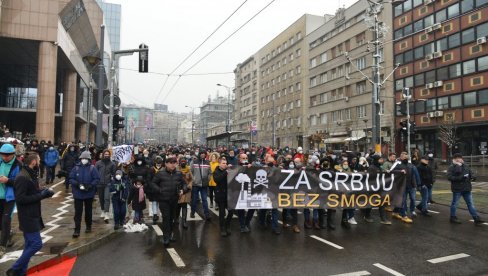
[303, 209, 319, 222]
[419, 186, 429, 212]
[150, 201, 159, 216]
[11, 231, 42, 275]
[258, 209, 279, 230]
[112, 198, 127, 226]
[97, 186, 111, 213]
[400, 187, 416, 217]
[191, 186, 209, 217]
[450, 191, 479, 218]
[237, 209, 255, 228]
[0, 199, 15, 246]
[74, 198, 93, 231]
[134, 210, 143, 223]
[46, 166, 56, 182]
[159, 200, 177, 240]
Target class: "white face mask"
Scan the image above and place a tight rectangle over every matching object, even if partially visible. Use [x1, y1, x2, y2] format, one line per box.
[137, 161, 143, 165]
[289, 164, 295, 169]
[185, 155, 191, 159]
[315, 160, 320, 165]
[81, 159, 89, 165]
[331, 155, 337, 160]
[49, 147, 54, 150]
[144, 154, 148, 158]
[115, 175, 122, 180]
[428, 154, 433, 158]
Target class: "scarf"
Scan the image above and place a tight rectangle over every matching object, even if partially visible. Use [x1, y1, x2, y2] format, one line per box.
[180, 165, 190, 174]
[138, 185, 144, 203]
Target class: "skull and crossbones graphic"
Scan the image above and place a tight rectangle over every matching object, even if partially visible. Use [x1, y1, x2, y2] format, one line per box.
[253, 169, 269, 188]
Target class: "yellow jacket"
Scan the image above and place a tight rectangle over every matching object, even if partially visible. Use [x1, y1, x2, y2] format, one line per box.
[209, 161, 219, 187]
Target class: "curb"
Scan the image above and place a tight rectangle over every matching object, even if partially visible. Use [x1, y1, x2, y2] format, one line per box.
[27, 230, 122, 273]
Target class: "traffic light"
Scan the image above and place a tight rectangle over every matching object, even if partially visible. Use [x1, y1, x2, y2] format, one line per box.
[112, 115, 125, 130]
[409, 120, 416, 135]
[399, 120, 408, 142]
[139, 44, 148, 73]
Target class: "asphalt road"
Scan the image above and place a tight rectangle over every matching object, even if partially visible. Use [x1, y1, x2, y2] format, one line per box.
[71, 203, 488, 276]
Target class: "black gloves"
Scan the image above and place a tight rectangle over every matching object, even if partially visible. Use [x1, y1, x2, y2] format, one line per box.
[41, 188, 55, 199]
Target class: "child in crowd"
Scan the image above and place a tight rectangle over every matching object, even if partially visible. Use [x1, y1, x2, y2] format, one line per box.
[110, 170, 129, 230]
[128, 177, 146, 224]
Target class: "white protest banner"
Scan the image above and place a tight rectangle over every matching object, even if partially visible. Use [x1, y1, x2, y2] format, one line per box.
[112, 145, 134, 163]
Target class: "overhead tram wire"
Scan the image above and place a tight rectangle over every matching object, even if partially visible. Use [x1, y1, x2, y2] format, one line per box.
[118, 67, 234, 76]
[153, 0, 249, 103]
[159, 0, 277, 104]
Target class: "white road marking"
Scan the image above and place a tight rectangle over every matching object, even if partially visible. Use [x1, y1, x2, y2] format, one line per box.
[52, 191, 62, 198]
[209, 206, 219, 217]
[310, 235, 344, 250]
[152, 224, 164, 236]
[41, 194, 73, 243]
[469, 220, 488, 225]
[167, 248, 186, 267]
[427, 253, 470, 264]
[50, 180, 65, 189]
[277, 220, 283, 225]
[329, 271, 371, 276]
[428, 210, 440, 214]
[373, 263, 405, 276]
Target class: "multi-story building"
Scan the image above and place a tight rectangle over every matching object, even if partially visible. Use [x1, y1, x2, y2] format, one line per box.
[307, 1, 394, 153]
[199, 95, 234, 144]
[257, 14, 326, 148]
[0, 0, 118, 143]
[393, 0, 488, 158]
[96, 0, 121, 51]
[233, 55, 259, 146]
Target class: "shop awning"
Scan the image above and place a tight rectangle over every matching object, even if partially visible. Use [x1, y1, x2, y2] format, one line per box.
[324, 137, 346, 144]
[344, 130, 366, 142]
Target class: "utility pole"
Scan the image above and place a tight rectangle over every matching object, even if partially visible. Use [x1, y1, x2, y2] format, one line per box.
[405, 87, 411, 161]
[95, 25, 105, 147]
[272, 99, 276, 148]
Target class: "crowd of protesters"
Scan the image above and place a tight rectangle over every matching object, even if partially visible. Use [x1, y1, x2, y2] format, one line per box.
[0, 135, 486, 274]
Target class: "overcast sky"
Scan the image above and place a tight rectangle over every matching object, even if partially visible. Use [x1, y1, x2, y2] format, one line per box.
[107, 0, 358, 113]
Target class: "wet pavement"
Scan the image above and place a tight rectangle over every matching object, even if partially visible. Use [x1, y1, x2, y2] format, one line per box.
[0, 178, 114, 274]
[72, 203, 488, 276]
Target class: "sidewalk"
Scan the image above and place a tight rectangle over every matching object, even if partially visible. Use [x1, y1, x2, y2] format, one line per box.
[0, 178, 117, 274]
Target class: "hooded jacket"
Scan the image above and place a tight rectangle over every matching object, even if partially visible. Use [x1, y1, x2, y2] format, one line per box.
[44, 148, 59, 167]
[149, 168, 188, 202]
[69, 163, 100, 200]
[129, 156, 150, 183]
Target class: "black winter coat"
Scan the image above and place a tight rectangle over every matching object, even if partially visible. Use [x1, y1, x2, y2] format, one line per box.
[14, 167, 45, 233]
[129, 163, 150, 183]
[417, 163, 434, 188]
[128, 184, 146, 211]
[447, 163, 474, 192]
[213, 166, 228, 203]
[149, 169, 187, 202]
[95, 159, 116, 187]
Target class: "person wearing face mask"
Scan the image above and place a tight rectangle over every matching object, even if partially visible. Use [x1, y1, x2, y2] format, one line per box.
[0, 144, 22, 258]
[8, 153, 54, 275]
[236, 153, 255, 233]
[147, 156, 164, 224]
[448, 153, 484, 225]
[43, 144, 59, 184]
[426, 151, 438, 204]
[129, 155, 150, 183]
[62, 145, 79, 191]
[208, 152, 220, 210]
[69, 151, 100, 238]
[227, 150, 238, 166]
[110, 170, 129, 230]
[95, 150, 116, 223]
[177, 157, 193, 229]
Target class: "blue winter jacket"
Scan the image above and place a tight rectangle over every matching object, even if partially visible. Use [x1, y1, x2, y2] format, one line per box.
[44, 149, 59, 167]
[0, 158, 21, 202]
[69, 164, 100, 200]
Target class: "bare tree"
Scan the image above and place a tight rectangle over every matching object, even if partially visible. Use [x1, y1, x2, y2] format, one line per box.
[438, 118, 458, 159]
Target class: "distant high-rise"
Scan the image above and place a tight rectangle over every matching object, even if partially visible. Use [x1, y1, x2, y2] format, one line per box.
[97, 0, 122, 51]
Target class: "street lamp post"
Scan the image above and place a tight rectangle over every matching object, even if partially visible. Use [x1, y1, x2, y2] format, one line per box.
[95, 24, 105, 147]
[185, 105, 196, 145]
[217, 83, 233, 148]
